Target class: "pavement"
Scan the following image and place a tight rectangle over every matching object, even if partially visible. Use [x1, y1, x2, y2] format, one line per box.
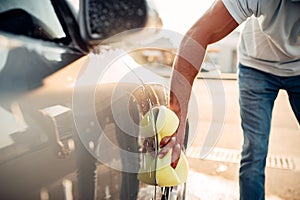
[182, 77, 300, 200]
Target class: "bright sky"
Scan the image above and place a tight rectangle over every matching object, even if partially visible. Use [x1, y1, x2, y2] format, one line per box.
[153, 0, 215, 33]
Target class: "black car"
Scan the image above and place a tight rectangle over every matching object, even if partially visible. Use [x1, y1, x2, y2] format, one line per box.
[0, 0, 187, 199]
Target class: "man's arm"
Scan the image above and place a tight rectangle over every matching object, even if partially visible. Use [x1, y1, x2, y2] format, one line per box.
[159, 0, 239, 168]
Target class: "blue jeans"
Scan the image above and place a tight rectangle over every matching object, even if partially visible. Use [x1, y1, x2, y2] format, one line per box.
[238, 63, 300, 200]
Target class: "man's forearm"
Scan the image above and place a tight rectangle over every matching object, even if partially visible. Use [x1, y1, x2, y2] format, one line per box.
[169, 33, 207, 143]
[169, 0, 238, 141]
[163, 0, 239, 167]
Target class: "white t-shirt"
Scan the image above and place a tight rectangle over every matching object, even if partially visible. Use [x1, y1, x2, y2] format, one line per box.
[222, 0, 300, 76]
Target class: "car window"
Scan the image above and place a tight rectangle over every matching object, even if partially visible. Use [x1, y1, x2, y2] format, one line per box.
[65, 0, 80, 20]
[0, 0, 66, 41]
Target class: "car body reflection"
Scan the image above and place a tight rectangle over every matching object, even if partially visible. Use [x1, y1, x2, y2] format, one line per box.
[0, 0, 187, 199]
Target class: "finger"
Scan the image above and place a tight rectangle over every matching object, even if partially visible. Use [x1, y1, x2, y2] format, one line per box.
[171, 143, 181, 169]
[171, 158, 179, 169]
[159, 136, 172, 148]
[161, 136, 176, 149]
[158, 137, 176, 158]
[158, 146, 171, 158]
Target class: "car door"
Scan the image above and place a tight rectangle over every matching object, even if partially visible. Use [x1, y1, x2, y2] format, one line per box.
[0, 0, 85, 199]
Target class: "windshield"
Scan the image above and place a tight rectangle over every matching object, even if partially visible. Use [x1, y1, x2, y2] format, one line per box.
[0, 0, 66, 41]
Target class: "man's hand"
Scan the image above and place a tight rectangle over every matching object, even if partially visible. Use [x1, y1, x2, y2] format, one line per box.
[158, 123, 186, 169]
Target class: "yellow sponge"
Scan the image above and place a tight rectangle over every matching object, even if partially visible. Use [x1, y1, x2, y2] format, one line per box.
[138, 106, 189, 187]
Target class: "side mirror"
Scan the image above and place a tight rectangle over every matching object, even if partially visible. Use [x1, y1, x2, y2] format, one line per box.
[79, 0, 162, 46]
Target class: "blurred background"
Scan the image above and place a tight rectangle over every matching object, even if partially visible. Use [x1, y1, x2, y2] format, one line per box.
[138, 0, 243, 74]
